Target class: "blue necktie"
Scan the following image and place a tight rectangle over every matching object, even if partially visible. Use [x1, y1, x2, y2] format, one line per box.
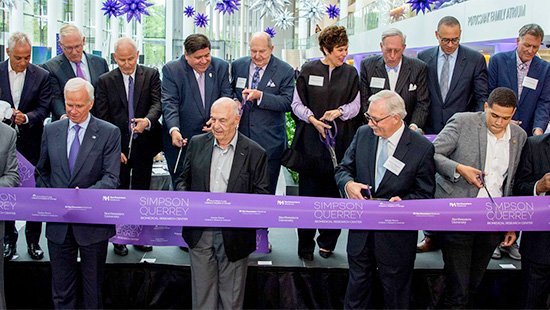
[251, 67, 261, 89]
[128, 76, 137, 139]
[68, 125, 81, 174]
[375, 138, 388, 191]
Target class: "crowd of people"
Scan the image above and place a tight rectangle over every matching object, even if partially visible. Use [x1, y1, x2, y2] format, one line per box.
[0, 15, 549, 310]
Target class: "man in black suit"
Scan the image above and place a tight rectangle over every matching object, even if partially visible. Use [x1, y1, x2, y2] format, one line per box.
[417, 15, 489, 252]
[43, 24, 109, 121]
[175, 97, 269, 309]
[335, 90, 435, 309]
[513, 133, 550, 309]
[95, 37, 162, 256]
[36, 77, 121, 309]
[0, 32, 51, 260]
[360, 28, 430, 132]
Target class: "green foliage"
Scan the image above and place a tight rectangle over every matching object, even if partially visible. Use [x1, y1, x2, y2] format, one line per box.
[285, 112, 299, 184]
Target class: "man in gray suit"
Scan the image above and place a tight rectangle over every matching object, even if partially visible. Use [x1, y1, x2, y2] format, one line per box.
[360, 28, 430, 132]
[433, 87, 526, 308]
[36, 78, 121, 309]
[0, 116, 20, 309]
[42, 24, 109, 121]
[175, 97, 269, 309]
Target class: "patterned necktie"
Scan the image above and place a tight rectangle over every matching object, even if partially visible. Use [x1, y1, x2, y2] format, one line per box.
[128, 76, 137, 138]
[198, 73, 205, 108]
[375, 138, 388, 191]
[76, 62, 86, 80]
[517, 63, 528, 101]
[68, 125, 81, 174]
[251, 67, 261, 89]
[440, 54, 450, 101]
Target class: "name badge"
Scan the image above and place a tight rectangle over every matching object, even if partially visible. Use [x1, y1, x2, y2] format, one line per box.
[370, 77, 386, 89]
[236, 77, 247, 89]
[309, 75, 324, 87]
[522, 76, 538, 90]
[383, 156, 405, 176]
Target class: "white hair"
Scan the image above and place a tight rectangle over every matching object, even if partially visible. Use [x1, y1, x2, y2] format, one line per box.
[250, 32, 272, 48]
[368, 90, 407, 119]
[64, 78, 94, 103]
[211, 97, 239, 116]
[59, 24, 83, 44]
[8, 32, 31, 51]
[114, 37, 138, 54]
[381, 28, 406, 45]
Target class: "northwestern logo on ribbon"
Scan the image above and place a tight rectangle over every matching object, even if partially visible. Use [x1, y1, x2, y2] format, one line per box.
[0, 193, 16, 213]
[313, 201, 365, 221]
[103, 196, 127, 202]
[139, 196, 190, 219]
[485, 201, 535, 222]
[205, 198, 231, 205]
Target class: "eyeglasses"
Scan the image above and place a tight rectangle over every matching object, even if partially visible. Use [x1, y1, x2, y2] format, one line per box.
[62, 44, 83, 52]
[438, 36, 460, 45]
[364, 112, 392, 125]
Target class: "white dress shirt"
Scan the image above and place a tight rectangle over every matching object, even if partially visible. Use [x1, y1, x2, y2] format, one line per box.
[386, 59, 402, 92]
[66, 113, 91, 158]
[375, 122, 405, 182]
[477, 125, 511, 198]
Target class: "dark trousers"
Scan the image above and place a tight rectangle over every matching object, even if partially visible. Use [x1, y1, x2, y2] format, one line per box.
[344, 232, 414, 309]
[266, 158, 281, 195]
[297, 229, 341, 255]
[119, 154, 153, 191]
[48, 225, 109, 309]
[521, 258, 550, 309]
[438, 231, 500, 309]
[4, 221, 42, 245]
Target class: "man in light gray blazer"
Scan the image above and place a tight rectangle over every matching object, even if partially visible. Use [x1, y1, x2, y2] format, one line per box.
[433, 87, 527, 308]
[0, 121, 20, 309]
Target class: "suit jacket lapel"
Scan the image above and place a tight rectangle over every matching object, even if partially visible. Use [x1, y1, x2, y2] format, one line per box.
[479, 113, 487, 171]
[227, 133, 248, 193]
[395, 57, 410, 94]
[113, 69, 129, 111]
[375, 57, 390, 89]
[521, 56, 541, 105]
[447, 46, 466, 103]
[366, 130, 378, 189]
[18, 64, 34, 111]
[201, 133, 215, 191]
[69, 116, 99, 183]
[186, 64, 206, 118]
[545, 135, 550, 170]
[60, 54, 76, 80]
[133, 65, 145, 108]
[0, 61, 15, 106]
[378, 127, 410, 191]
[55, 121, 71, 180]
[506, 51, 519, 96]
[427, 49, 442, 102]
[85, 52, 99, 85]
[204, 66, 214, 115]
[257, 57, 276, 90]
[507, 126, 522, 183]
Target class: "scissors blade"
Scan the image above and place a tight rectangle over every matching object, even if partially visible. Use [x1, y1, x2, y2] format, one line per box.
[329, 146, 338, 168]
[174, 142, 183, 174]
[127, 126, 135, 161]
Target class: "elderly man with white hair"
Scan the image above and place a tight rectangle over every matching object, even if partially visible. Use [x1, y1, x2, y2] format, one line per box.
[36, 77, 120, 309]
[335, 90, 435, 309]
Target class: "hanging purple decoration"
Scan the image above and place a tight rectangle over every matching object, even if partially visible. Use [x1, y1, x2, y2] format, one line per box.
[120, 0, 153, 23]
[194, 13, 209, 28]
[264, 27, 276, 38]
[101, 0, 123, 18]
[407, 0, 434, 15]
[183, 6, 196, 18]
[215, 0, 240, 15]
[326, 4, 340, 19]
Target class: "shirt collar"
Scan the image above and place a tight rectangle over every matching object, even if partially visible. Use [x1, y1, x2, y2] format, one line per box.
[122, 69, 136, 82]
[487, 123, 511, 141]
[193, 69, 204, 80]
[249, 61, 266, 72]
[73, 53, 88, 67]
[214, 130, 239, 150]
[516, 50, 532, 69]
[8, 62, 26, 75]
[68, 112, 92, 131]
[385, 59, 402, 72]
[438, 46, 458, 60]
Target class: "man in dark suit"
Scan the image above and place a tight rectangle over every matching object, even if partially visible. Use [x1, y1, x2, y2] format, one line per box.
[0, 120, 20, 309]
[0, 32, 51, 261]
[417, 15, 489, 252]
[36, 77, 121, 309]
[513, 133, 550, 309]
[489, 24, 550, 136]
[231, 31, 294, 194]
[335, 90, 435, 309]
[175, 97, 269, 309]
[162, 34, 232, 185]
[95, 37, 162, 256]
[43, 24, 109, 121]
[360, 28, 429, 132]
[433, 87, 526, 308]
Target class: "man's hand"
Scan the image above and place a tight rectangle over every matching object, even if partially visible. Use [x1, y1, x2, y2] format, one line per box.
[456, 164, 483, 188]
[171, 130, 186, 147]
[501, 231, 517, 247]
[12, 109, 26, 125]
[319, 109, 343, 122]
[511, 120, 522, 126]
[389, 196, 402, 202]
[202, 118, 213, 132]
[121, 152, 128, 164]
[132, 118, 148, 133]
[242, 88, 262, 101]
[535, 172, 550, 195]
[533, 128, 544, 136]
[345, 181, 371, 200]
[308, 116, 331, 138]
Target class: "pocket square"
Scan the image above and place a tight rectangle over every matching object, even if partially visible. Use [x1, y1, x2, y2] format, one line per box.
[267, 80, 276, 87]
[408, 83, 417, 91]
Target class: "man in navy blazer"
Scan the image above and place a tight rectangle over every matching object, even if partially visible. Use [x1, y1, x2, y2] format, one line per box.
[36, 78, 120, 309]
[231, 32, 295, 194]
[335, 90, 435, 309]
[489, 24, 550, 136]
[42, 24, 109, 120]
[418, 16, 489, 135]
[513, 133, 550, 309]
[162, 34, 232, 184]
[0, 32, 51, 261]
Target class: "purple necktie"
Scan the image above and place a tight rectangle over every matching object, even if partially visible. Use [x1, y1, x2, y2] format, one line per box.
[68, 125, 81, 174]
[128, 76, 136, 138]
[198, 73, 205, 108]
[251, 67, 261, 89]
[75, 61, 86, 80]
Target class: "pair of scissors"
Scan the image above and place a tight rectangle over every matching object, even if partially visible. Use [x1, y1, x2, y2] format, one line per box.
[127, 119, 138, 161]
[319, 120, 338, 169]
[478, 173, 497, 207]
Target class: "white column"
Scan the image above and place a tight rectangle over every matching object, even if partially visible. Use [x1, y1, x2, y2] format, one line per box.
[136, 20, 143, 53]
[239, 0, 246, 57]
[94, 0, 104, 54]
[125, 19, 133, 38]
[340, 0, 349, 18]
[110, 18, 120, 58]
[165, 0, 174, 61]
[9, 3, 24, 33]
[212, 9, 219, 40]
[47, 0, 58, 58]
[74, 0, 84, 28]
[182, 0, 195, 39]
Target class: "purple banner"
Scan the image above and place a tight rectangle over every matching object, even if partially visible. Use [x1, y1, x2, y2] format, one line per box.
[16, 152, 35, 188]
[0, 187, 548, 231]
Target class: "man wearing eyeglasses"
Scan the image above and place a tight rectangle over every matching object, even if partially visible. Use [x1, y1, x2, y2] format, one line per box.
[43, 24, 109, 121]
[335, 90, 435, 309]
[360, 28, 430, 133]
[417, 16, 489, 253]
[432, 87, 526, 308]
